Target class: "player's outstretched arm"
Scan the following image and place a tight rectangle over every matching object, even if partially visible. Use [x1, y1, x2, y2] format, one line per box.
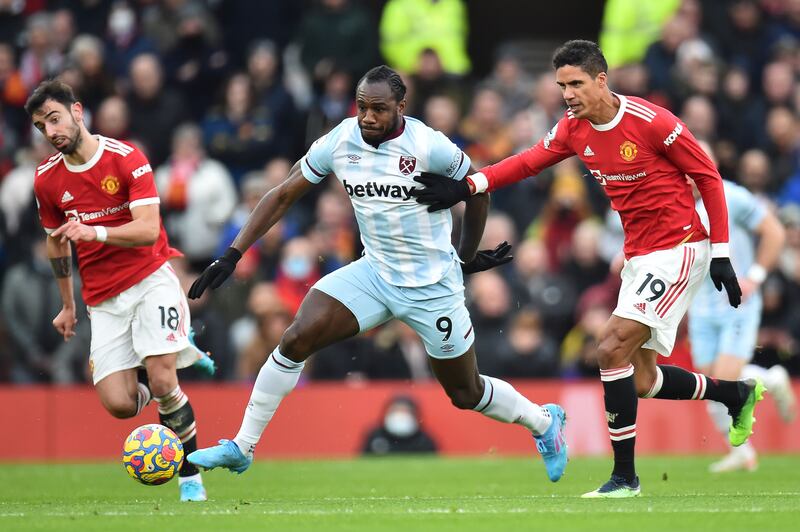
[188, 161, 314, 299]
[410, 172, 471, 212]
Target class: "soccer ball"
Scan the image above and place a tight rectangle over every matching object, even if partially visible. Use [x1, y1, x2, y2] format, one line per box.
[122, 424, 184, 485]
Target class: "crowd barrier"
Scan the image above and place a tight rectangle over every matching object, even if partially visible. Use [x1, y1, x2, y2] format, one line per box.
[1, 380, 798, 460]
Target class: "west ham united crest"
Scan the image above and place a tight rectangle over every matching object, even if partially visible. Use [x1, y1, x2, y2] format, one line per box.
[399, 155, 416, 175]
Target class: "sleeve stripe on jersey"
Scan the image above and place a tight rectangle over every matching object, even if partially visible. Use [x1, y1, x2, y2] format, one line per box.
[303, 158, 326, 178]
[104, 138, 133, 155]
[627, 100, 656, 118]
[105, 145, 132, 157]
[130, 197, 160, 209]
[37, 153, 64, 175]
[624, 109, 653, 123]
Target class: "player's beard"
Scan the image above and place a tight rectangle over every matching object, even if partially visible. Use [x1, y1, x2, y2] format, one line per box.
[53, 119, 83, 155]
[359, 113, 401, 145]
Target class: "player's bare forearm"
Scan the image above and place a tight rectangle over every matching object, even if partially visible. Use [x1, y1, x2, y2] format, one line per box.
[50, 204, 161, 247]
[232, 161, 314, 252]
[104, 203, 160, 246]
[45, 235, 75, 309]
[754, 212, 786, 273]
[458, 191, 489, 263]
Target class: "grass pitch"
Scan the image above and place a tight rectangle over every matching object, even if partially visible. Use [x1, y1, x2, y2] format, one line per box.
[1, 455, 798, 531]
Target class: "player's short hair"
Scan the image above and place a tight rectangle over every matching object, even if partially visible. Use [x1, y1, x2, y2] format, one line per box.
[25, 79, 77, 116]
[358, 65, 407, 102]
[552, 40, 608, 77]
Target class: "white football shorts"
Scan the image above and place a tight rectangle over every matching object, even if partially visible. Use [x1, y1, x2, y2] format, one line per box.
[612, 240, 710, 356]
[87, 262, 197, 384]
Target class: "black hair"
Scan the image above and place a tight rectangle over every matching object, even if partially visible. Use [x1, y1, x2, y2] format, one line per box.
[358, 65, 406, 102]
[552, 40, 608, 77]
[25, 79, 78, 116]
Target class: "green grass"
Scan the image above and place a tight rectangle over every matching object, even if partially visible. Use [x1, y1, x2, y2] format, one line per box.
[1, 456, 799, 531]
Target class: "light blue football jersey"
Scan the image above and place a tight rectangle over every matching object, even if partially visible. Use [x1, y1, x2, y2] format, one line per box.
[690, 180, 767, 317]
[301, 116, 471, 287]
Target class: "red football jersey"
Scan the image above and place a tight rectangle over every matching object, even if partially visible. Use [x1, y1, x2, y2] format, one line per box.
[33, 136, 181, 306]
[482, 94, 729, 259]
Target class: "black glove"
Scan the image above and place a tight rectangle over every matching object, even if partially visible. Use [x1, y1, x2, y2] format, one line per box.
[187, 247, 242, 299]
[709, 257, 742, 308]
[461, 241, 513, 275]
[410, 172, 471, 212]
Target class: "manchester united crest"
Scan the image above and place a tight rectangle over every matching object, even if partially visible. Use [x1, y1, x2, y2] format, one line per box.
[619, 141, 638, 162]
[399, 156, 416, 175]
[101, 175, 120, 194]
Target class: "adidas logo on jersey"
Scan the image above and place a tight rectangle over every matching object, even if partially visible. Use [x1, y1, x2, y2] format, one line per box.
[166, 332, 177, 342]
[61, 190, 74, 203]
[633, 302, 646, 314]
[583, 145, 595, 157]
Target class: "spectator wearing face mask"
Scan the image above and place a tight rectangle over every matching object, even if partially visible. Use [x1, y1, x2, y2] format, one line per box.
[362, 395, 438, 455]
[275, 237, 321, 315]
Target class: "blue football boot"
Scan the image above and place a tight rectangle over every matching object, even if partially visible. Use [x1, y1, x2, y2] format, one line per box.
[534, 403, 568, 482]
[187, 439, 252, 474]
[188, 327, 216, 377]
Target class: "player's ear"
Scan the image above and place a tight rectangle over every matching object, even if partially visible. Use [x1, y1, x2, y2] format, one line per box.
[397, 98, 406, 116]
[596, 72, 608, 89]
[71, 101, 84, 123]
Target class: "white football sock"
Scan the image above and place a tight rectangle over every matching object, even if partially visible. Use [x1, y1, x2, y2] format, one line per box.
[135, 382, 151, 415]
[741, 364, 771, 387]
[707, 400, 732, 445]
[178, 472, 202, 485]
[473, 375, 552, 435]
[233, 347, 304, 457]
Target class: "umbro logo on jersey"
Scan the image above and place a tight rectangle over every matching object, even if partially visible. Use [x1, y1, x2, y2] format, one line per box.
[583, 145, 595, 157]
[346, 154, 361, 163]
[61, 190, 74, 203]
[633, 302, 646, 314]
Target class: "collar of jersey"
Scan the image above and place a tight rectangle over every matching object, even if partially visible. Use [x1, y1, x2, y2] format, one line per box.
[590, 93, 627, 132]
[64, 135, 106, 173]
[365, 117, 406, 149]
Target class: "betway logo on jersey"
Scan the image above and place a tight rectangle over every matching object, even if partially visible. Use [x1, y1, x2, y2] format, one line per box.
[65, 202, 130, 222]
[131, 163, 152, 178]
[663, 123, 683, 146]
[590, 169, 647, 186]
[343, 180, 414, 200]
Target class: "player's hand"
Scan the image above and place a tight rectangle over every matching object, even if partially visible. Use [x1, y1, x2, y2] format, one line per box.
[53, 305, 77, 341]
[187, 247, 242, 299]
[51, 220, 99, 244]
[410, 172, 471, 212]
[461, 241, 513, 275]
[709, 257, 742, 308]
[739, 278, 759, 303]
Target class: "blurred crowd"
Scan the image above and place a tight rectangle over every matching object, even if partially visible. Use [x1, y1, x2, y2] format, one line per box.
[1, 0, 799, 385]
